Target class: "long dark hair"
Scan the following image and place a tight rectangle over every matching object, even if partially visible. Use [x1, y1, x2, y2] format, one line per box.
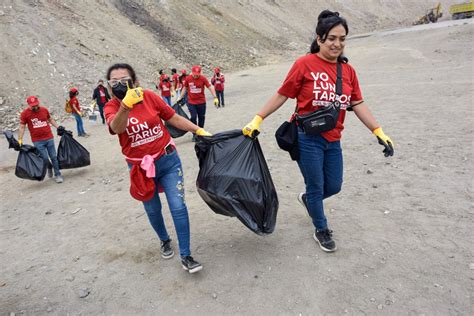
[309, 10, 349, 54]
[106, 63, 138, 83]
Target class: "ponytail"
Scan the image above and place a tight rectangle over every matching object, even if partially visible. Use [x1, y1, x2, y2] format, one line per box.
[310, 39, 320, 54]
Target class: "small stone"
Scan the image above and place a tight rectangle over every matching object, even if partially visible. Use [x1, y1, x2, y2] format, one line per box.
[25, 284, 31, 289]
[45, 211, 52, 215]
[366, 169, 373, 174]
[82, 268, 89, 273]
[71, 208, 81, 214]
[372, 184, 378, 188]
[212, 293, 217, 299]
[370, 297, 376, 302]
[73, 256, 80, 262]
[140, 271, 144, 275]
[385, 299, 392, 305]
[384, 210, 391, 214]
[65, 275, 75, 282]
[46, 306, 52, 312]
[377, 304, 383, 310]
[254, 275, 258, 279]
[78, 287, 91, 298]
[469, 263, 474, 270]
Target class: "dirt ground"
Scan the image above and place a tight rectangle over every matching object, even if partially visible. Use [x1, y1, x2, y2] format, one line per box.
[1, 20, 473, 315]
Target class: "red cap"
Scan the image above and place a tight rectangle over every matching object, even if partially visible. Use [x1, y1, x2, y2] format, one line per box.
[214, 67, 220, 73]
[26, 96, 40, 107]
[70, 87, 78, 93]
[191, 65, 201, 75]
[181, 69, 187, 74]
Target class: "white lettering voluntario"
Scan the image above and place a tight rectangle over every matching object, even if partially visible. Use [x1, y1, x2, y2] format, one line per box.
[126, 117, 164, 148]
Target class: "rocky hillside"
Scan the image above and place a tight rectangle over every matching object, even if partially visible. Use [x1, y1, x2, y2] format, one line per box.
[0, 0, 456, 130]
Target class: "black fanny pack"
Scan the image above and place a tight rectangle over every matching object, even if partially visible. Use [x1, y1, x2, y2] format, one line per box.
[296, 62, 343, 135]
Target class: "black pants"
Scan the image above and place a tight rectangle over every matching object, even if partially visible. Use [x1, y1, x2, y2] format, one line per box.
[187, 103, 206, 128]
[216, 90, 225, 107]
[98, 104, 106, 124]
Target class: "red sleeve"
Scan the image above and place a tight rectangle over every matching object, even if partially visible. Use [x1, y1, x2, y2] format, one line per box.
[184, 78, 189, 88]
[20, 110, 27, 124]
[204, 77, 211, 88]
[277, 59, 304, 99]
[146, 90, 175, 120]
[350, 66, 363, 102]
[104, 99, 120, 135]
[45, 108, 51, 119]
[221, 75, 225, 83]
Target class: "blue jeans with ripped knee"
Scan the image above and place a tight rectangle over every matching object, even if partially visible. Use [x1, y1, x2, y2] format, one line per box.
[130, 150, 191, 257]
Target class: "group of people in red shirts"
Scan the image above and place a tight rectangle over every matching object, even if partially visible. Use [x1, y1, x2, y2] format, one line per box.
[15, 9, 395, 276]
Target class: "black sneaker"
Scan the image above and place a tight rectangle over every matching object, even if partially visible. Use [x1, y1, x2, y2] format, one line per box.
[160, 239, 174, 259]
[297, 192, 309, 215]
[314, 229, 337, 252]
[181, 256, 202, 274]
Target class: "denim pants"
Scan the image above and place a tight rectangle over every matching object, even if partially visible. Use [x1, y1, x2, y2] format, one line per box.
[33, 138, 61, 177]
[187, 103, 206, 128]
[216, 90, 224, 106]
[162, 96, 171, 106]
[130, 151, 191, 257]
[72, 113, 86, 136]
[296, 131, 343, 230]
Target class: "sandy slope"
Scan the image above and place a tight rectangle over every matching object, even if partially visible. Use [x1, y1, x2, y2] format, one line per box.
[0, 20, 473, 314]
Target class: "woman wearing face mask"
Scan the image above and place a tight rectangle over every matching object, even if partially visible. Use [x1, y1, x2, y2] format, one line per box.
[243, 10, 394, 253]
[104, 63, 211, 273]
[69, 87, 88, 137]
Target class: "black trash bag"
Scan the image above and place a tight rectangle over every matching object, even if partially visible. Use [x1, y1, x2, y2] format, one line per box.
[15, 145, 48, 181]
[3, 130, 21, 151]
[57, 130, 91, 169]
[165, 101, 190, 138]
[195, 130, 279, 235]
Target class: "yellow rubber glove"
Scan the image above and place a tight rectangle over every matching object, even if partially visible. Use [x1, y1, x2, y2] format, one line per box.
[78, 111, 82, 116]
[18, 138, 23, 146]
[196, 128, 212, 136]
[213, 98, 219, 107]
[373, 127, 394, 157]
[242, 115, 263, 138]
[122, 84, 144, 109]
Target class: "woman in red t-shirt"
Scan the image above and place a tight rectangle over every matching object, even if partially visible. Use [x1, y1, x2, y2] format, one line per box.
[156, 74, 173, 106]
[104, 63, 212, 273]
[69, 87, 88, 137]
[243, 10, 394, 253]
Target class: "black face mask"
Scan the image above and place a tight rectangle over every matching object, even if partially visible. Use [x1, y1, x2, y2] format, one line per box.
[112, 79, 133, 100]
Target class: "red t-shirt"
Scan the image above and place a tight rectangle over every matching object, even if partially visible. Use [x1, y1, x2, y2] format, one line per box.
[158, 81, 172, 97]
[99, 86, 107, 104]
[211, 74, 225, 91]
[172, 73, 179, 90]
[20, 106, 54, 142]
[104, 90, 175, 160]
[69, 96, 81, 114]
[184, 75, 211, 105]
[278, 54, 363, 142]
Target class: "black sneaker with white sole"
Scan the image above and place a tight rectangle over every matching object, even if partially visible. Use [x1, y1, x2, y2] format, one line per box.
[160, 239, 174, 259]
[297, 192, 310, 215]
[314, 229, 337, 252]
[181, 256, 202, 273]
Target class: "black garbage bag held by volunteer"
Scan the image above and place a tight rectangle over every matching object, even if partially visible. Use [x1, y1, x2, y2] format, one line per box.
[165, 100, 190, 138]
[57, 130, 91, 169]
[195, 130, 279, 235]
[3, 130, 21, 151]
[16, 145, 48, 181]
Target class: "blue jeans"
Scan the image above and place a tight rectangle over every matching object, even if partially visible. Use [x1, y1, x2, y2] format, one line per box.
[33, 138, 61, 177]
[216, 90, 224, 106]
[296, 131, 343, 230]
[73, 113, 86, 136]
[129, 151, 191, 257]
[187, 103, 206, 128]
[162, 96, 171, 106]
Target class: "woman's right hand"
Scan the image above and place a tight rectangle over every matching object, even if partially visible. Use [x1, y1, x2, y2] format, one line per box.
[242, 115, 263, 138]
[122, 86, 144, 109]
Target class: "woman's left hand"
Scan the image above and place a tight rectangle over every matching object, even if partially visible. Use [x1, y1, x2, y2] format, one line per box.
[373, 127, 394, 157]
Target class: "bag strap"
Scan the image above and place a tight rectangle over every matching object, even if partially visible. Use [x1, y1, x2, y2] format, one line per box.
[335, 62, 342, 97]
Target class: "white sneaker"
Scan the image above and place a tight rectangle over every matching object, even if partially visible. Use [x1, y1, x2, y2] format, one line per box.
[55, 175, 64, 183]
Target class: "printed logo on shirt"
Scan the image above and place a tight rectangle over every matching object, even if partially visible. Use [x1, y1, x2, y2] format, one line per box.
[311, 72, 350, 110]
[162, 85, 169, 91]
[126, 117, 164, 148]
[189, 83, 202, 94]
[31, 118, 48, 129]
